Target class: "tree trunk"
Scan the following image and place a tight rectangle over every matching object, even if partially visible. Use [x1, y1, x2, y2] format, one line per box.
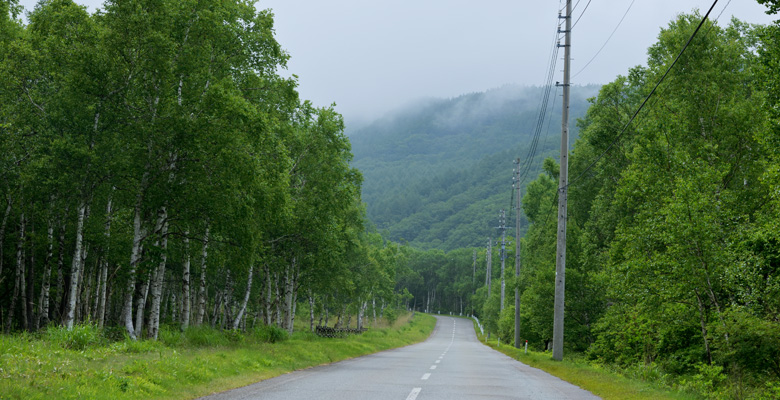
[372, 297, 377, 326]
[309, 291, 315, 332]
[265, 265, 272, 325]
[5, 214, 24, 332]
[63, 201, 87, 330]
[232, 266, 253, 330]
[7, 213, 26, 332]
[97, 190, 113, 329]
[122, 192, 145, 340]
[54, 215, 66, 323]
[26, 221, 35, 330]
[181, 231, 191, 330]
[148, 208, 168, 340]
[134, 270, 151, 339]
[283, 261, 295, 333]
[695, 289, 713, 365]
[222, 269, 233, 329]
[37, 219, 54, 329]
[0, 197, 12, 279]
[195, 224, 209, 326]
[169, 290, 177, 323]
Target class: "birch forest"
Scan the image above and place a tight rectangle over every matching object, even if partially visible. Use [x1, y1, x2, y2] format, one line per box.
[0, 0, 401, 338]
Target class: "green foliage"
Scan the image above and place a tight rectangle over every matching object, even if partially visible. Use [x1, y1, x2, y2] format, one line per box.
[383, 307, 398, 326]
[44, 323, 104, 351]
[503, 11, 780, 398]
[253, 324, 289, 344]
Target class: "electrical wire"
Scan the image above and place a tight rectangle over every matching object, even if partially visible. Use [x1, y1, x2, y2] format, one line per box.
[572, 0, 637, 79]
[566, 0, 720, 189]
[514, 21, 562, 188]
[571, 0, 593, 30]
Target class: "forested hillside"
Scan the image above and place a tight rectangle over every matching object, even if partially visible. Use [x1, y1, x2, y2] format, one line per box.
[349, 85, 600, 250]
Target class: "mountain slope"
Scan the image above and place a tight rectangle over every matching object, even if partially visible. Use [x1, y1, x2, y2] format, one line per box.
[349, 84, 600, 250]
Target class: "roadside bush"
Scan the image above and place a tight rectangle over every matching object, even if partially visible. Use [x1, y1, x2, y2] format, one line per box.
[253, 324, 289, 343]
[384, 307, 398, 326]
[498, 306, 515, 344]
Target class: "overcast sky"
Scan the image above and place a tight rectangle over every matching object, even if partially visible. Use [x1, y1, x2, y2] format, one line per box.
[17, 0, 777, 124]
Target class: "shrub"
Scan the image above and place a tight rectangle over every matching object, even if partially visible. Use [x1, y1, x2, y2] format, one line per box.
[253, 324, 289, 343]
[384, 307, 398, 326]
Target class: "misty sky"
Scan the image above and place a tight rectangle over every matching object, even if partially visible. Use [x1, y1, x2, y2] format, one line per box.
[16, 0, 777, 124]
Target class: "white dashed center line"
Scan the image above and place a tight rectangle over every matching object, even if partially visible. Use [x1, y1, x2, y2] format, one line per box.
[421, 373, 431, 380]
[406, 387, 422, 400]
[430, 365, 437, 370]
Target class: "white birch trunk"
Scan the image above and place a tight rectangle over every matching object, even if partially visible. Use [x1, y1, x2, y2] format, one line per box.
[148, 208, 168, 340]
[265, 265, 272, 325]
[195, 224, 209, 326]
[54, 217, 66, 321]
[97, 190, 113, 328]
[232, 266, 253, 330]
[372, 297, 377, 326]
[134, 270, 151, 339]
[7, 213, 26, 331]
[283, 261, 294, 333]
[181, 231, 191, 330]
[64, 201, 87, 330]
[308, 291, 315, 332]
[37, 219, 54, 329]
[0, 198, 12, 278]
[122, 186, 146, 340]
[275, 274, 281, 326]
[357, 300, 368, 330]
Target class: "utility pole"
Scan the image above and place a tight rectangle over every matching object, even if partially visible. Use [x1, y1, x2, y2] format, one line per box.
[486, 238, 492, 295]
[472, 249, 477, 287]
[553, 0, 572, 362]
[514, 159, 522, 348]
[498, 210, 507, 311]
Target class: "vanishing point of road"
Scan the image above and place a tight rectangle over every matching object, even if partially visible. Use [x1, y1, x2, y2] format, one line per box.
[200, 315, 600, 399]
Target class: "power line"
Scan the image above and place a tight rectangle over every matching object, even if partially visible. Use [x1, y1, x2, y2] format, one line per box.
[571, 0, 593, 30]
[572, 0, 637, 79]
[567, 0, 720, 189]
[514, 17, 562, 188]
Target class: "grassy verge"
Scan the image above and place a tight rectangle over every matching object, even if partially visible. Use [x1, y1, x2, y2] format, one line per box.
[0, 313, 436, 400]
[473, 324, 696, 400]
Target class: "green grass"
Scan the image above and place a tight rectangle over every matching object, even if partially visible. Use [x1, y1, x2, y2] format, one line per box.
[473, 327, 697, 400]
[0, 313, 435, 400]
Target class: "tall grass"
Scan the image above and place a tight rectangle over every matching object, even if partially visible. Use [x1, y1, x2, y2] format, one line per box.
[0, 312, 435, 400]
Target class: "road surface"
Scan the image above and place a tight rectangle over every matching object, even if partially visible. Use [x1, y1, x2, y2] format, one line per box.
[200, 315, 600, 399]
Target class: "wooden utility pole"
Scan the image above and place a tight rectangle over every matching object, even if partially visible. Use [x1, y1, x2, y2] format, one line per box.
[553, 0, 572, 362]
[514, 159, 522, 348]
[499, 210, 507, 311]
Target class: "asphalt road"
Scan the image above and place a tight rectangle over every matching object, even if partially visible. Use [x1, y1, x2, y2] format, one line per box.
[200, 315, 600, 400]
